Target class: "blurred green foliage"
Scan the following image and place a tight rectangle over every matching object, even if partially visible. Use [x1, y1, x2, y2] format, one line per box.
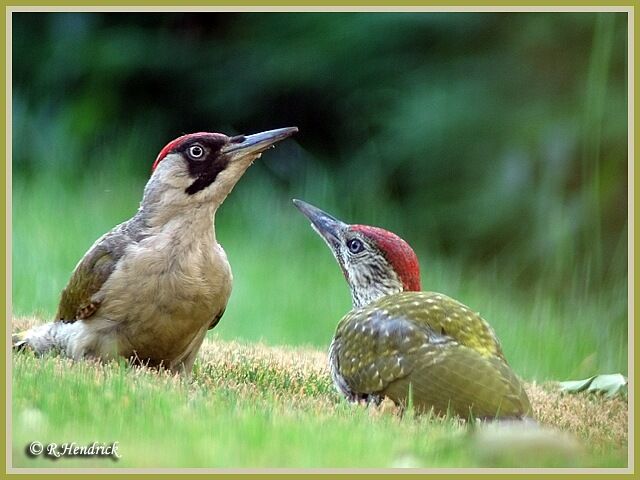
[12, 12, 628, 373]
[13, 12, 627, 295]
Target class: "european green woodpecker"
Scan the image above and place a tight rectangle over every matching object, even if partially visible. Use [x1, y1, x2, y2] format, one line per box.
[14, 127, 297, 374]
[293, 199, 531, 419]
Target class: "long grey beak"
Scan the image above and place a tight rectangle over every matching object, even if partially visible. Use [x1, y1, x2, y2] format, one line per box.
[222, 127, 298, 157]
[292, 199, 347, 249]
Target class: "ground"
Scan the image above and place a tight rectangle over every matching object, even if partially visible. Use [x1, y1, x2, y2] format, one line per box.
[11, 316, 628, 469]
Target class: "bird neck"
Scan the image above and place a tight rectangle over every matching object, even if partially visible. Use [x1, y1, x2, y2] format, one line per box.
[137, 200, 218, 243]
[349, 273, 405, 309]
[137, 173, 230, 241]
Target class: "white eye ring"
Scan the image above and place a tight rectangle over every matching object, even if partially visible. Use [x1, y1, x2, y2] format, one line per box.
[188, 145, 204, 159]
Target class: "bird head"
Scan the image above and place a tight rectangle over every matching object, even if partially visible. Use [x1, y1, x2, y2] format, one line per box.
[143, 127, 298, 213]
[293, 199, 421, 308]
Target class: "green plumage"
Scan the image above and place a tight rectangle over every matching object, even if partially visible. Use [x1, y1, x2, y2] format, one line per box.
[330, 291, 531, 418]
[56, 243, 115, 321]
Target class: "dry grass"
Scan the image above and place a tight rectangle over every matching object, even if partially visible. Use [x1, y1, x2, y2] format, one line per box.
[527, 382, 628, 452]
[196, 337, 628, 452]
[12, 316, 628, 457]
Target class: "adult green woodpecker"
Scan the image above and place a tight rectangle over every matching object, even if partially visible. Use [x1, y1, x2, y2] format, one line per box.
[293, 199, 531, 419]
[14, 127, 297, 374]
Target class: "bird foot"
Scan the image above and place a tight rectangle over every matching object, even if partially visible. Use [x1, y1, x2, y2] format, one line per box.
[368, 396, 402, 418]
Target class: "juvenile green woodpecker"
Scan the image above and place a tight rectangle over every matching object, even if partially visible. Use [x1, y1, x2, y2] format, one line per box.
[13, 127, 297, 374]
[293, 199, 531, 419]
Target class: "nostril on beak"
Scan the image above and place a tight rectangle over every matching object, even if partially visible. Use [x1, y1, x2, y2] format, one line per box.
[229, 135, 246, 144]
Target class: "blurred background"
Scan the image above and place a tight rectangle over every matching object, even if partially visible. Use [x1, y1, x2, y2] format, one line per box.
[12, 12, 628, 381]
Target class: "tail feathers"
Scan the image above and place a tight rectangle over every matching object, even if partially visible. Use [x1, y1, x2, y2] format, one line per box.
[12, 331, 30, 351]
[12, 322, 68, 356]
[13, 321, 120, 364]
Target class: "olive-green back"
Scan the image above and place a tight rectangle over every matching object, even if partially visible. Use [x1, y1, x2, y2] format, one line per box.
[333, 291, 531, 418]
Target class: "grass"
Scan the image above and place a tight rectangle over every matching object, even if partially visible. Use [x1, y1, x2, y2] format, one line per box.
[10, 169, 629, 468]
[11, 170, 628, 380]
[11, 317, 627, 469]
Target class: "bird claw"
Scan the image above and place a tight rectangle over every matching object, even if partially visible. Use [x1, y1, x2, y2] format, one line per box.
[368, 396, 401, 418]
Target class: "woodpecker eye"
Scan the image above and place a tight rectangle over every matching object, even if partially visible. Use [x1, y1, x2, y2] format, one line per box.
[347, 238, 364, 254]
[188, 144, 205, 160]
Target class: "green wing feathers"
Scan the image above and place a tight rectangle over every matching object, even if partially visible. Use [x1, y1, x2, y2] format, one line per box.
[383, 345, 531, 418]
[372, 292, 506, 359]
[55, 219, 148, 323]
[334, 291, 530, 418]
[55, 240, 119, 322]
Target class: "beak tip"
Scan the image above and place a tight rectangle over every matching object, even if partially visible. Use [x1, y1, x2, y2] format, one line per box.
[277, 126, 298, 138]
[291, 198, 312, 217]
[225, 126, 298, 156]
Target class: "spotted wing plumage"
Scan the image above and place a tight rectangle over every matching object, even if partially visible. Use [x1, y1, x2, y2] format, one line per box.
[330, 291, 531, 418]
